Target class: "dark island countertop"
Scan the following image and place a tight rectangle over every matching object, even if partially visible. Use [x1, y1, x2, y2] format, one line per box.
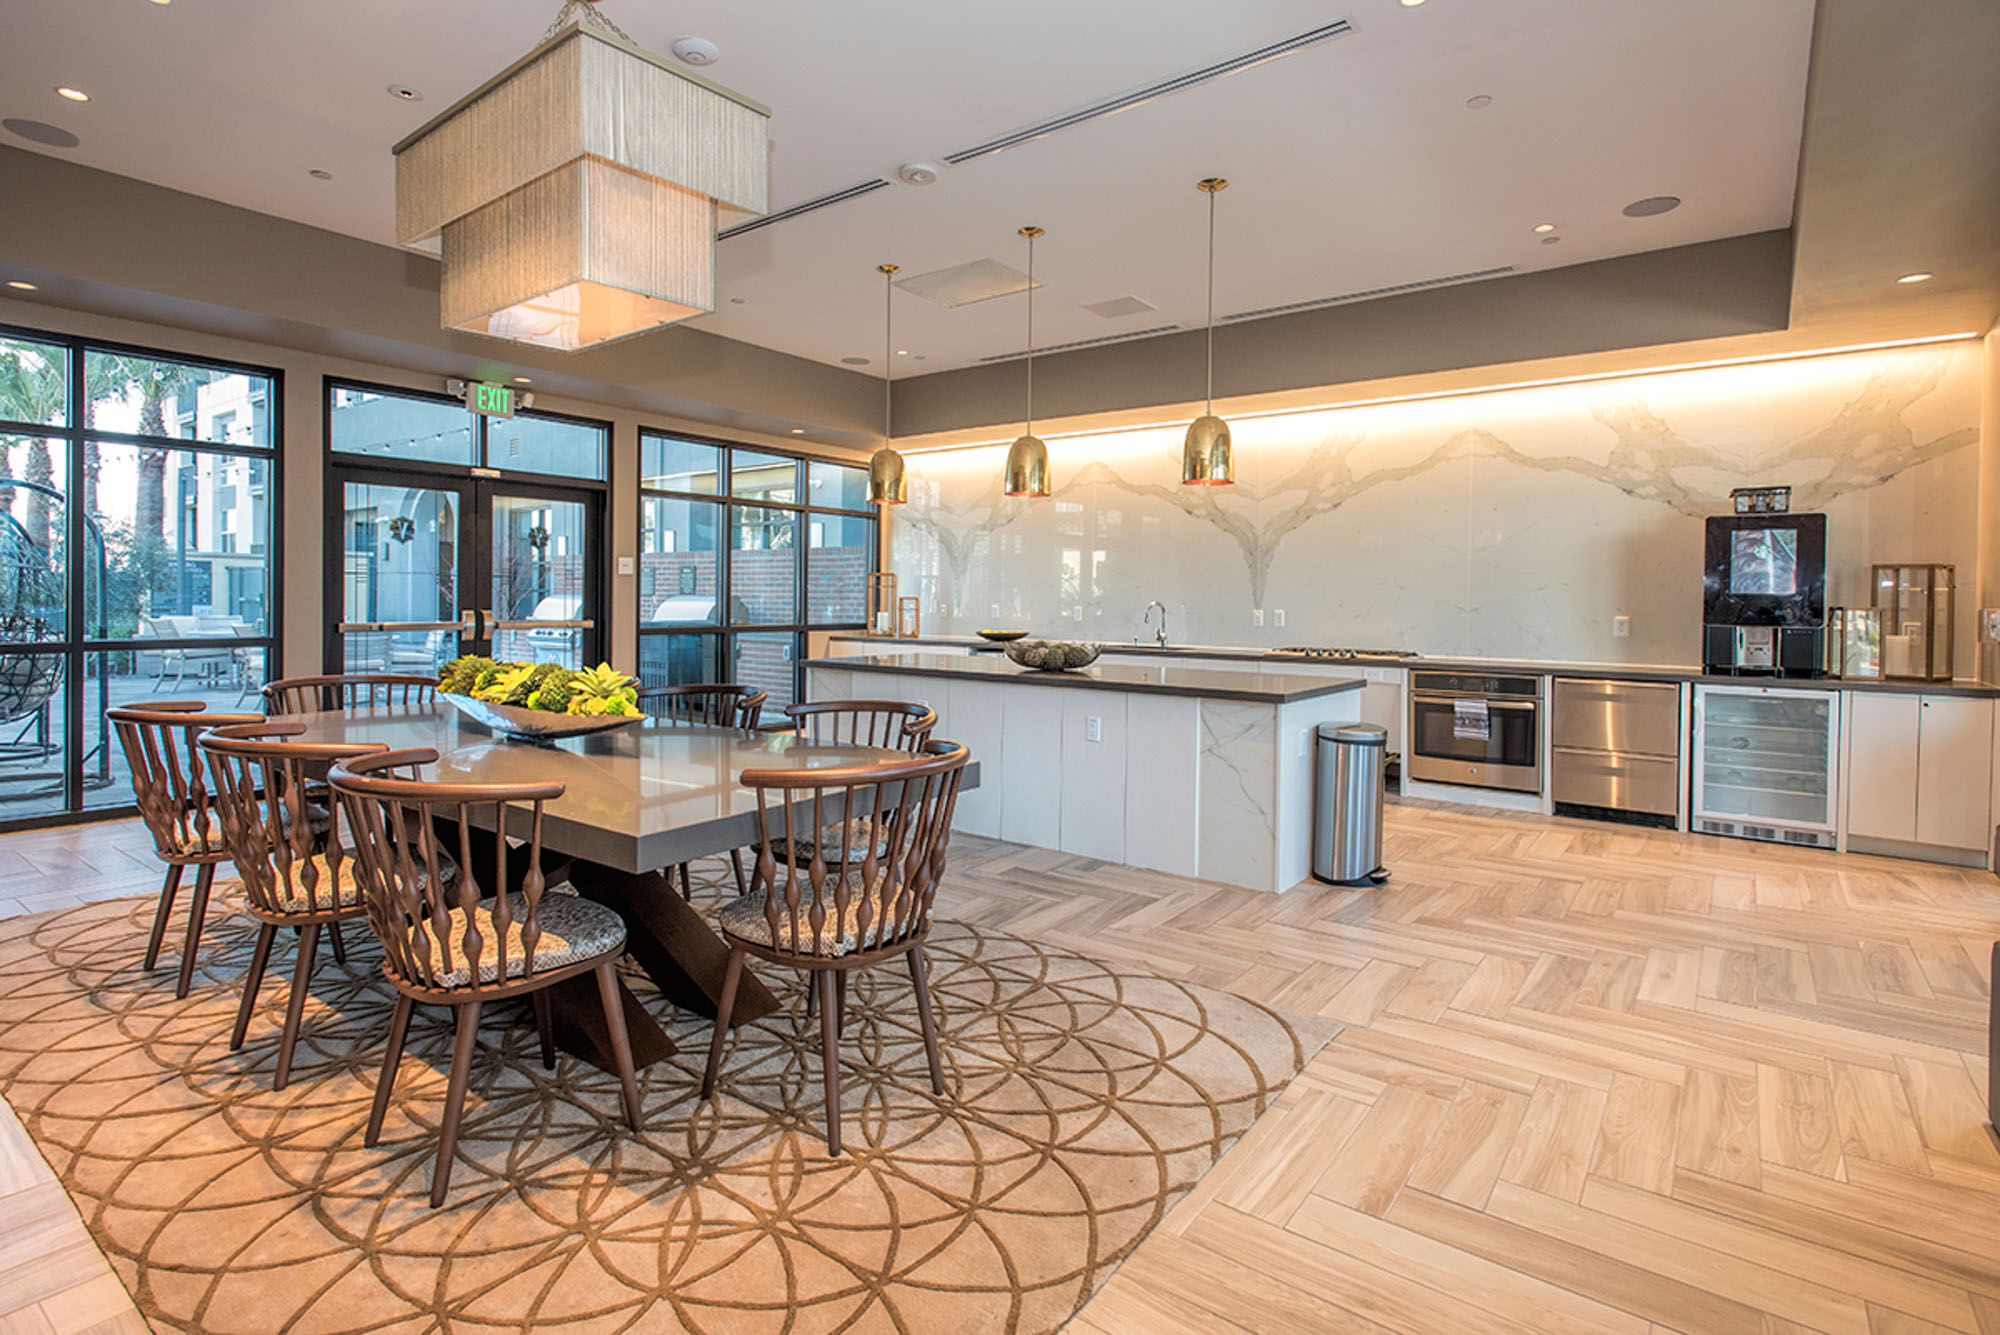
[826, 635, 2000, 699]
[806, 652, 1368, 705]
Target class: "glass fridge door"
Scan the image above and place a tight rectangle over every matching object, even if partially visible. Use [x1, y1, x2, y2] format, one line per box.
[1693, 686, 1838, 831]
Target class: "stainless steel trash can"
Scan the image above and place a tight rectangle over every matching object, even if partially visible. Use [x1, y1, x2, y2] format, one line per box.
[1313, 722, 1389, 886]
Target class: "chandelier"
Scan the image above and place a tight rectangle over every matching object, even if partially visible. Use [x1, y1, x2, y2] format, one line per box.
[393, 1, 769, 351]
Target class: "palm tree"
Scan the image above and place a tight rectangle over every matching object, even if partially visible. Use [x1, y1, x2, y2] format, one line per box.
[0, 346, 67, 553]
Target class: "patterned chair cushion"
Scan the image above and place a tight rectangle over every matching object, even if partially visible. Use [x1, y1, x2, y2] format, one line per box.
[761, 817, 894, 867]
[420, 889, 624, 988]
[717, 888, 920, 958]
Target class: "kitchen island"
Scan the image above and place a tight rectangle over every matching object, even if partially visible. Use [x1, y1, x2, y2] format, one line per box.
[804, 652, 1365, 893]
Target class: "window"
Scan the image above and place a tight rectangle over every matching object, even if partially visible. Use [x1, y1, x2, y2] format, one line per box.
[0, 327, 281, 827]
[637, 434, 875, 722]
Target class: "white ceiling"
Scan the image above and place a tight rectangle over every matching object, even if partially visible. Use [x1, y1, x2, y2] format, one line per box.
[3, 0, 1814, 377]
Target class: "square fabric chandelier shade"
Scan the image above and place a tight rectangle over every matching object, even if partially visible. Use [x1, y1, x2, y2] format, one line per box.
[394, 22, 769, 351]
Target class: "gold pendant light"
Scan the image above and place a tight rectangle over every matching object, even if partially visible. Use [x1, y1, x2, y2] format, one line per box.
[1002, 225, 1052, 498]
[867, 263, 907, 505]
[1182, 178, 1234, 486]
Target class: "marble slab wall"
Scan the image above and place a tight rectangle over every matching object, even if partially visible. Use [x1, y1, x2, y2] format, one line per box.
[888, 341, 1984, 665]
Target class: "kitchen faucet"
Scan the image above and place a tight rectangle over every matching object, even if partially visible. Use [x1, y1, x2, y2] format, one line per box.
[1143, 601, 1169, 648]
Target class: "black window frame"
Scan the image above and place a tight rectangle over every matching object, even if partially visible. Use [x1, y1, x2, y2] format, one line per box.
[0, 321, 284, 831]
[637, 428, 877, 718]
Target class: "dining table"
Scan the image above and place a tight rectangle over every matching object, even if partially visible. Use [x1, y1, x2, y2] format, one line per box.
[283, 702, 969, 1071]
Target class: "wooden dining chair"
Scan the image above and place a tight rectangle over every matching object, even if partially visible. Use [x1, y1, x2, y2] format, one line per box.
[263, 673, 437, 715]
[635, 682, 766, 729]
[328, 748, 642, 1207]
[198, 721, 390, 1089]
[785, 699, 938, 753]
[702, 738, 970, 1156]
[637, 683, 766, 897]
[778, 701, 940, 1012]
[109, 701, 268, 998]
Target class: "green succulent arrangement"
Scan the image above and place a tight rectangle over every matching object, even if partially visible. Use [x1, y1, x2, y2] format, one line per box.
[439, 656, 641, 716]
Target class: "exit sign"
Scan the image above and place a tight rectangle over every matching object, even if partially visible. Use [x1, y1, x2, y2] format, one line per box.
[464, 382, 516, 418]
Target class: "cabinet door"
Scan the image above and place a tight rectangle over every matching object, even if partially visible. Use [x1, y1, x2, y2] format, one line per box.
[1915, 696, 1995, 850]
[1845, 693, 1920, 842]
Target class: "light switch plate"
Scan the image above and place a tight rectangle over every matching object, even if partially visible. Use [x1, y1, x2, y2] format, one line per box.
[1612, 615, 1630, 638]
[1273, 609, 1286, 628]
[616, 556, 635, 576]
[1253, 608, 1265, 627]
[1086, 715, 1101, 742]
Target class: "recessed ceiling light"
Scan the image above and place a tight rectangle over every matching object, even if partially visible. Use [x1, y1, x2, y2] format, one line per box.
[6, 281, 38, 291]
[1895, 271, 1934, 284]
[387, 84, 423, 102]
[149, 0, 171, 5]
[840, 356, 870, 366]
[1622, 195, 1681, 217]
[789, 428, 805, 434]
[1532, 222, 1556, 233]
[896, 349, 909, 356]
[55, 87, 90, 103]
[308, 168, 332, 180]
[1465, 94, 1492, 109]
[1399, 0, 1427, 7]
[512, 376, 531, 384]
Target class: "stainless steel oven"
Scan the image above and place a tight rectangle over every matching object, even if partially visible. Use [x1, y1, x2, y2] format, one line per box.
[1407, 671, 1544, 793]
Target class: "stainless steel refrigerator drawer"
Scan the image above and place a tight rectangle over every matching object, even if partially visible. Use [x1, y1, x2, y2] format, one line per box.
[1551, 678, 1681, 757]
[1551, 748, 1680, 816]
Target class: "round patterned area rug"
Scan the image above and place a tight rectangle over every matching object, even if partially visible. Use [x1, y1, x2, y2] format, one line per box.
[0, 866, 1330, 1335]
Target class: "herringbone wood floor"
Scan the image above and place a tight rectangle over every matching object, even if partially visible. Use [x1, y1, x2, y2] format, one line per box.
[0, 803, 1996, 1334]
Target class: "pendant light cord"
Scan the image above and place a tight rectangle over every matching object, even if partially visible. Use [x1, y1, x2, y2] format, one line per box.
[1024, 232, 1036, 435]
[1205, 187, 1216, 412]
[882, 266, 895, 437]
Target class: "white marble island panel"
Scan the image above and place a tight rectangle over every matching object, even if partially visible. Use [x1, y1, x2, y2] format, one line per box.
[804, 652, 1365, 893]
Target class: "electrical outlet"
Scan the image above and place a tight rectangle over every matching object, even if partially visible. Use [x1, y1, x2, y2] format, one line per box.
[1253, 608, 1265, 627]
[1273, 609, 1286, 628]
[1085, 715, 1101, 743]
[991, 604, 1000, 618]
[1612, 615, 1630, 638]
[1071, 606, 1083, 621]
[616, 555, 636, 576]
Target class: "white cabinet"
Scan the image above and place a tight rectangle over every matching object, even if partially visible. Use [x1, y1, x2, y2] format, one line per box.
[1845, 694, 1921, 841]
[1844, 692, 1994, 853]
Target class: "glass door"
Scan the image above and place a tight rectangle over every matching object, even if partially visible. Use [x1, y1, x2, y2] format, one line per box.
[483, 489, 594, 668]
[331, 471, 602, 675]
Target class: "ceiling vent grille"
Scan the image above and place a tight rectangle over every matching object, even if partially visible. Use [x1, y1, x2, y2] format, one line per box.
[942, 19, 1354, 166]
[978, 324, 1183, 363]
[1222, 266, 1515, 321]
[718, 178, 892, 240]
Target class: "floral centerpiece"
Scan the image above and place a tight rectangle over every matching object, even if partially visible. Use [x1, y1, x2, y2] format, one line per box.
[437, 656, 643, 743]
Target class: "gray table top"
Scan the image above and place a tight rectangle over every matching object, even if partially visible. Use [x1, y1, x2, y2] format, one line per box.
[807, 652, 1368, 704]
[285, 704, 928, 874]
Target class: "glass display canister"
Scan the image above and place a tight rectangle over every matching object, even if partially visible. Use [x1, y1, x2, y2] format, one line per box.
[1871, 564, 1954, 680]
[1824, 608, 1881, 679]
[865, 572, 898, 635]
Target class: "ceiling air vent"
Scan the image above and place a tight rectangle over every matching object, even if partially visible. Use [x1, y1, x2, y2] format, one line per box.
[718, 178, 892, 240]
[1223, 266, 1515, 321]
[942, 20, 1354, 166]
[978, 324, 1183, 363]
[897, 259, 1040, 309]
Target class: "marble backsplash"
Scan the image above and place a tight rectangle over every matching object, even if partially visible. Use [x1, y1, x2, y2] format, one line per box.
[887, 340, 1984, 666]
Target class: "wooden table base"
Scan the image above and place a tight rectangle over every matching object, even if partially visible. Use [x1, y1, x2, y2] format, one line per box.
[544, 971, 676, 1072]
[569, 861, 781, 1028]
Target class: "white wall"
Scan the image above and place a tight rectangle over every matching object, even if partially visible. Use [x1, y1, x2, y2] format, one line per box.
[889, 340, 1984, 666]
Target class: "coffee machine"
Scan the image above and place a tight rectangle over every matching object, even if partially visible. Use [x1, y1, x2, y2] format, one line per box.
[1701, 512, 1826, 676]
